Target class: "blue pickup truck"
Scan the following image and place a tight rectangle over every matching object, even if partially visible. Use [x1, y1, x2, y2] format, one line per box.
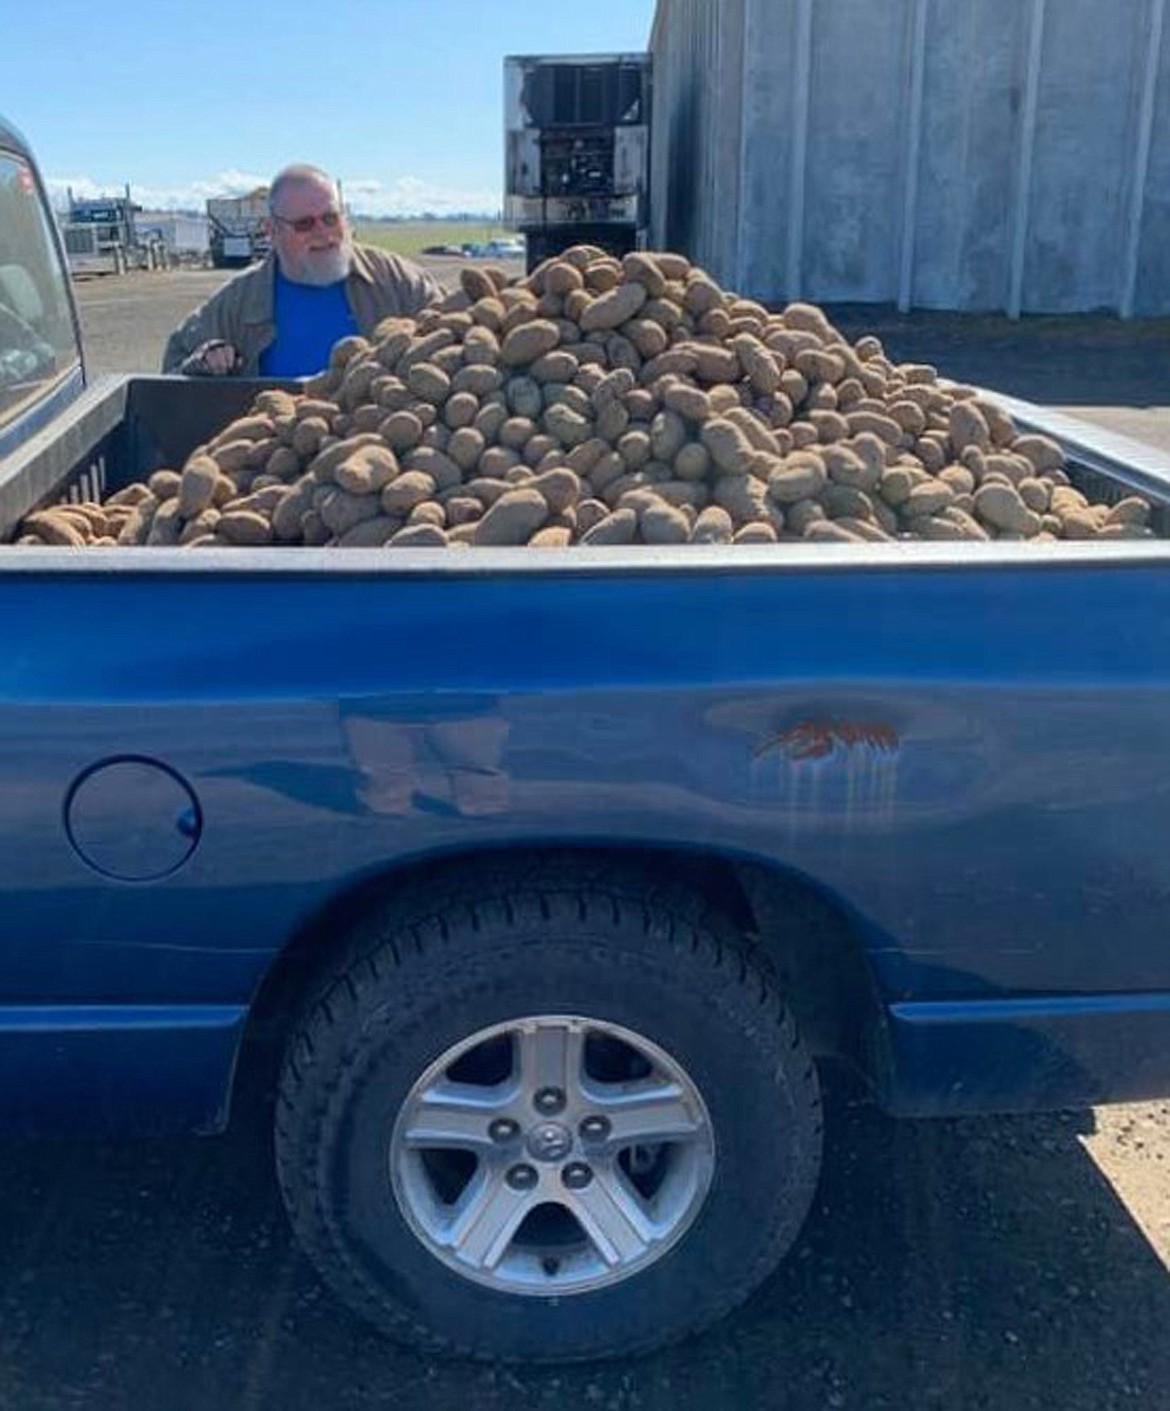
[2, 115, 1169, 1365]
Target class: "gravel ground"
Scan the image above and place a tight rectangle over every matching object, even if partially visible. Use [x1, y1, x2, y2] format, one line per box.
[9, 267, 1163, 1410]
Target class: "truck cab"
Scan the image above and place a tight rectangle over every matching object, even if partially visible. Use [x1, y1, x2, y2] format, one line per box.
[0, 117, 85, 455]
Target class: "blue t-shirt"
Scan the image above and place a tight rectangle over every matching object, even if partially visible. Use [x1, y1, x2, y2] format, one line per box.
[258, 270, 359, 377]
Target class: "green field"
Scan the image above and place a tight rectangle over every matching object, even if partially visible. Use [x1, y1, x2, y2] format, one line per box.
[354, 221, 511, 256]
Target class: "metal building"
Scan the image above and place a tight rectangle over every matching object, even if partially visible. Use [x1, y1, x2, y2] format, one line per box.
[650, 0, 1170, 316]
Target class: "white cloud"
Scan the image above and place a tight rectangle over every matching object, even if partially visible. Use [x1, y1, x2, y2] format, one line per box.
[45, 171, 501, 217]
[339, 176, 501, 217]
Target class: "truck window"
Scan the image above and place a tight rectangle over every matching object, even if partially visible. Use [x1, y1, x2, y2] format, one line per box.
[0, 149, 79, 428]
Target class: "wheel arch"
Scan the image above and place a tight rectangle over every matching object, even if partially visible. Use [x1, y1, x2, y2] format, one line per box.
[230, 843, 890, 1124]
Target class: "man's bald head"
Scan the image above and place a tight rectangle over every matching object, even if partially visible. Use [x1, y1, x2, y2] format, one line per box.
[269, 164, 339, 215]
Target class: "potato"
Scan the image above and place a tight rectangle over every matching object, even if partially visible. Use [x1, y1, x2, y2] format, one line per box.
[722, 407, 781, 457]
[403, 446, 462, 492]
[531, 350, 579, 385]
[819, 444, 878, 493]
[504, 376, 543, 420]
[590, 367, 637, 410]
[473, 488, 549, 546]
[380, 472, 436, 515]
[317, 487, 382, 536]
[903, 481, 956, 519]
[820, 484, 878, 522]
[580, 281, 648, 332]
[686, 343, 740, 384]
[217, 509, 272, 546]
[1106, 496, 1152, 527]
[713, 475, 769, 525]
[888, 400, 928, 436]
[442, 391, 480, 431]
[1018, 477, 1052, 513]
[385, 523, 446, 548]
[595, 399, 631, 443]
[24, 510, 89, 547]
[334, 444, 399, 496]
[444, 427, 485, 473]
[543, 403, 593, 447]
[337, 516, 400, 548]
[144, 468, 181, 502]
[809, 410, 850, 444]
[499, 319, 561, 367]
[619, 252, 666, 297]
[689, 506, 734, 544]
[804, 520, 864, 544]
[526, 468, 581, 514]
[682, 273, 723, 317]
[585, 259, 622, 293]
[649, 408, 687, 463]
[617, 429, 653, 470]
[914, 513, 975, 541]
[732, 521, 778, 544]
[695, 419, 751, 474]
[938, 464, 977, 496]
[177, 458, 220, 518]
[580, 508, 638, 545]
[767, 453, 828, 505]
[949, 401, 992, 454]
[795, 349, 846, 385]
[973, 482, 1041, 536]
[544, 261, 585, 296]
[625, 318, 670, 360]
[1012, 434, 1064, 473]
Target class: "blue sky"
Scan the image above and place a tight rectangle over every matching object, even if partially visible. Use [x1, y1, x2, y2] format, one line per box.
[1, 0, 657, 214]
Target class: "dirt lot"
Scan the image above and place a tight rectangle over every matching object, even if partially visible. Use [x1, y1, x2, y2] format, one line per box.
[11, 268, 1164, 1410]
[73, 259, 500, 380]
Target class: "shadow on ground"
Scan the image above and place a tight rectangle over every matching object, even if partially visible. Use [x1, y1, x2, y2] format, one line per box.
[827, 306, 1170, 410]
[0, 1074, 1165, 1411]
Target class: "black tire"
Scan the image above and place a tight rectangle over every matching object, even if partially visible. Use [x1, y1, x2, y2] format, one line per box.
[275, 863, 822, 1363]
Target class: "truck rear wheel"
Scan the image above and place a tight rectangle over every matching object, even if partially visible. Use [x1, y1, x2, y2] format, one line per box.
[275, 864, 822, 1362]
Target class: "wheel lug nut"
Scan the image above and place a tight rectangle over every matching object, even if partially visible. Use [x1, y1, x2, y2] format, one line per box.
[506, 1164, 538, 1191]
[579, 1115, 611, 1143]
[488, 1118, 520, 1143]
[562, 1162, 593, 1190]
[533, 1086, 566, 1116]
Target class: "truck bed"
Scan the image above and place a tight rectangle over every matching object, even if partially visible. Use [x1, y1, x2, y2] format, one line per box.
[0, 374, 1169, 1135]
[3, 371, 1170, 547]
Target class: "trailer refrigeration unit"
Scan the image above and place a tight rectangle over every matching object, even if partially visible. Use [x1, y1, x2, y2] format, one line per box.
[504, 53, 650, 273]
[206, 189, 270, 269]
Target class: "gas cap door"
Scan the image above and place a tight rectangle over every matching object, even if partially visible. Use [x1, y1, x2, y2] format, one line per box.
[65, 757, 202, 882]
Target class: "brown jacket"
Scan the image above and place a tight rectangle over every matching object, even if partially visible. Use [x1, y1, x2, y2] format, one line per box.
[161, 244, 443, 374]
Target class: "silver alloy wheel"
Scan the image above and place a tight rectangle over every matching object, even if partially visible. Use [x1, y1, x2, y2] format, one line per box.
[389, 1015, 716, 1296]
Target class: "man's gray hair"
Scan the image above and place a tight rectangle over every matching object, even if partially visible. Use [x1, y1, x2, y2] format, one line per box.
[269, 165, 339, 215]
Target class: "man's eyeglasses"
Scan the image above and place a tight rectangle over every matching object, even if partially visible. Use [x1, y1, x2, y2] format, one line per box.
[271, 209, 343, 234]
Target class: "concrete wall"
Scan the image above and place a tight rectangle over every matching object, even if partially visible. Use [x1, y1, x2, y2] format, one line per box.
[650, 0, 1170, 315]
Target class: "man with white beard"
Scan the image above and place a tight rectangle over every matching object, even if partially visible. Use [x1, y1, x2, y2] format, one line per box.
[162, 164, 442, 377]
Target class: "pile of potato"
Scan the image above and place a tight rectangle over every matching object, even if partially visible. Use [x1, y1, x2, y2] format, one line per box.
[14, 247, 1155, 549]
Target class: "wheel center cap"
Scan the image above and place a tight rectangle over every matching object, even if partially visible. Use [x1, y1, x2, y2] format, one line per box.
[527, 1121, 572, 1162]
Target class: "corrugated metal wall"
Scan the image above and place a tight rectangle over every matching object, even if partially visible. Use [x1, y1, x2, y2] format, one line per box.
[650, 0, 1170, 315]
